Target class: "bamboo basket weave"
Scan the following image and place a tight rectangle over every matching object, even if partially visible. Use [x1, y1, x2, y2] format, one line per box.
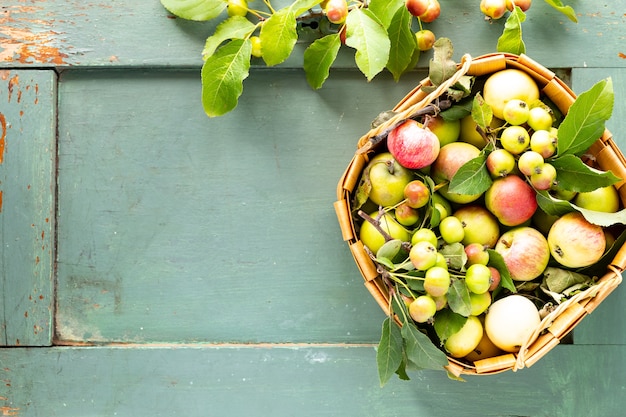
[334, 53, 626, 376]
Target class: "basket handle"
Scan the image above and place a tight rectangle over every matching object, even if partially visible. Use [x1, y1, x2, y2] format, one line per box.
[356, 53, 474, 153]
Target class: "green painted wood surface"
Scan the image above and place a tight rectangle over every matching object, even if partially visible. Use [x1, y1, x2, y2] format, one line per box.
[0, 1, 625, 70]
[1, 344, 625, 417]
[0, 70, 55, 347]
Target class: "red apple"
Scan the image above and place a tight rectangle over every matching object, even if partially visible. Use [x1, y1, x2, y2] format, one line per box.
[495, 226, 550, 281]
[465, 242, 490, 266]
[387, 119, 440, 170]
[485, 175, 537, 226]
[419, 0, 441, 23]
[454, 205, 501, 248]
[487, 266, 501, 291]
[430, 142, 483, 204]
[506, 0, 532, 12]
[547, 212, 606, 268]
[405, 0, 429, 17]
[480, 0, 507, 19]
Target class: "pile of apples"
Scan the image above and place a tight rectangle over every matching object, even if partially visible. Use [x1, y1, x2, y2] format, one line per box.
[356, 68, 618, 361]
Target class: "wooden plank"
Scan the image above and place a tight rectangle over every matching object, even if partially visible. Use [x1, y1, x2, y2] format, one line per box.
[0, 0, 625, 69]
[55, 68, 420, 344]
[1, 344, 625, 416]
[570, 68, 626, 345]
[0, 70, 55, 346]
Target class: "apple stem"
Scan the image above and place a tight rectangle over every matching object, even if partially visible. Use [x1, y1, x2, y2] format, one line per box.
[358, 209, 395, 242]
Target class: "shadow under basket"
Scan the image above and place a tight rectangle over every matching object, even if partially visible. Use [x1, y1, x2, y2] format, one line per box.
[334, 52, 626, 376]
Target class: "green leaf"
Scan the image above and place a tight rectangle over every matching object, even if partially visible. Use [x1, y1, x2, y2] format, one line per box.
[543, 267, 591, 293]
[448, 155, 492, 196]
[202, 16, 257, 59]
[439, 243, 467, 271]
[471, 92, 492, 131]
[290, 0, 325, 15]
[386, 6, 417, 81]
[161, 0, 226, 21]
[201, 39, 251, 117]
[401, 321, 449, 370]
[428, 38, 457, 87]
[551, 154, 620, 193]
[367, 0, 405, 28]
[376, 239, 404, 262]
[447, 279, 472, 317]
[303, 34, 342, 89]
[486, 249, 516, 293]
[260, 8, 298, 66]
[440, 99, 473, 122]
[434, 309, 467, 344]
[377, 318, 404, 386]
[557, 78, 614, 157]
[497, 6, 526, 55]
[543, 0, 578, 23]
[573, 206, 626, 228]
[536, 190, 575, 217]
[345, 8, 391, 81]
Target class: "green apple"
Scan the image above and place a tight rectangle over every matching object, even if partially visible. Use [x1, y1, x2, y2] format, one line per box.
[227, 0, 248, 16]
[409, 295, 437, 323]
[500, 125, 530, 155]
[574, 186, 620, 213]
[439, 216, 465, 244]
[359, 212, 410, 254]
[502, 99, 530, 126]
[527, 106, 553, 131]
[459, 115, 504, 149]
[410, 240, 438, 270]
[486, 148, 516, 178]
[465, 264, 492, 294]
[415, 29, 436, 51]
[469, 291, 492, 316]
[424, 266, 451, 297]
[366, 152, 413, 207]
[454, 205, 500, 248]
[444, 316, 483, 358]
[411, 228, 439, 247]
[427, 115, 461, 146]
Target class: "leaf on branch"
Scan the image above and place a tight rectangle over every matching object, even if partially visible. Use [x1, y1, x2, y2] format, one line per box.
[386, 6, 418, 81]
[557, 78, 614, 157]
[202, 16, 257, 59]
[471, 93, 492, 134]
[345, 8, 391, 81]
[377, 318, 404, 387]
[434, 309, 467, 344]
[401, 321, 449, 370]
[544, 0, 578, 23]
[260, 8, 298, 66]
[201, 39, 251, 117]
[290, 0, 326, 16]
[368, 0, 405, 28]
[551, 154, 620, 193]
[497, 6, 526, 55]
[304, 34, 342, 89]
[428, 38, 457, 87]
[447, 279, 472, 317]
[160, 0, 226, 21]
[448, 155, 492, 196]
[486, 249, 516, 292]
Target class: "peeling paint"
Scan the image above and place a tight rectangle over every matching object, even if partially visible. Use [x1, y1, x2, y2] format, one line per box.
[0, 112, 5, 165]
[0, 406, 19, 416]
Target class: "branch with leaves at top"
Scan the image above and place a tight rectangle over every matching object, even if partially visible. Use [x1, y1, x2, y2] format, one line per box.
[160, 0, 578, 118]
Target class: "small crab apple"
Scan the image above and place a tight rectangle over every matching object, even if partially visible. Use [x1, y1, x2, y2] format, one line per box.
[506, 0, 532, 12]
[415, 29, 436, 51]
[502, 99, 530, 126]
[324, 0, 348, 24]
[527, 106, 553, 131]
[410, 240, 438, 270]
[411, 227, 439, 247]
[424, 266, 451, 297]
[465, 242, 490, 266]
[409, 295, 437, 323]
[418, 0, 441, 23]
[486, 148, 516, 178]
[480, 0, 508, 20]
[404, 180, 431, 209]
[405, 0, 430, 17]
[530, 162, 557, 190]
[227, 0, 248, 17]
[465, 264, 493, 294]
[500, 125, 530, 155]
[530, 129, 557, 158]
[395, 202, 420, 226]
[439, 216, 465, 244]
[250, 36, 262, 58]
[488, 266, 501, 291]
[517, 150, 544, 176]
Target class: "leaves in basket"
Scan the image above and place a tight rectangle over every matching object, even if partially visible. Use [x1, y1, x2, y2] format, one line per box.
[487, 249, 516, 293]
[401, 321, 449, 370]
[447, 279, 472, 317]
[551, 154, 620, 193]
[426, 38, 457, 89]
[536, 190, 626, 227]
[439, 243, 467, 271]
[377, 317, 403, 387]
[497, 6, 526, 55]
[434, 309, 467, 344]
[385, 6, 418, 81]
[543, 267, 592, 294]
[345, 8, 390, 81]
[472, 92, 493, 132]
[448, 154, 492, 196]
[557, 78, 614, 157]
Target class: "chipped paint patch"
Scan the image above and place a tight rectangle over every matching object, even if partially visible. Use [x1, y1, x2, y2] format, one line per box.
[0, 5, 69, 65]
[0, 112, 6, 165]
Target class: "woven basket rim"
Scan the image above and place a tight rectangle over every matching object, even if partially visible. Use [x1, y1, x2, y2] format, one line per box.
[335, 52, 625, 376]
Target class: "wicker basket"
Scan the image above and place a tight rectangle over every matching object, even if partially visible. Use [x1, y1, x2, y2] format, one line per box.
[334, 53, 626, 376]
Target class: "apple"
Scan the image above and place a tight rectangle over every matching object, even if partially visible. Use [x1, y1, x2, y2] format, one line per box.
[517, 150, 544, 177]
[480, 0, 507, 19]
[487, 266, 501, 291]
[548, 212, 606, 268]
[527, 106, 553, 131]
[427, 115, 461, 147]
[459, 115, 504, 149]
[485, 295, 541, 352]
[387, 119, 440, 169]
[424, 266, 451, 297]
[465, 242, 490, 266]
[324, 0, 348, 24]
[532, 207, 559, 235]
[431, 192, 452, 221]
[502, 99, 530, 125]
[506, 0, 532, 12]
[529, 162, 556, 191]
[418, 0, 441, 23]
[465, 326, 503, 362]
[454, 205, 500, 248]
[415, 29, 436, 52]
[485, 175, 538, 226]
[469, 291, 492, 316]
[530, 129, 557, 158]
[411, 227, 439, 247]
[483, 69, 540, 120]
[495, 226, 550, 281]
[500, 125, 530, 155]
[574, 186, 620, 213]
[366, 152, 414, 207]
[395, 202, 420, 226]
[359, 212, 411, 254]
[405, 0, 429, 17]
[404, 179, 430, 208]
[227, 0, 248, 17]
[249, 36, 263, 58]
[410, 240, 438, 270]
[486, 148, 516, 178]
[465, 263, 492, 294]
[409, 295, 437, 323]
[444, 316, 483, 358]
[439, 216, 465, 244]
[430, 142, 483, 204]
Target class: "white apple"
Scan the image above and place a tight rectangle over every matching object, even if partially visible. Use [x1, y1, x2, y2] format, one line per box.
[485, 295, 541, 352]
